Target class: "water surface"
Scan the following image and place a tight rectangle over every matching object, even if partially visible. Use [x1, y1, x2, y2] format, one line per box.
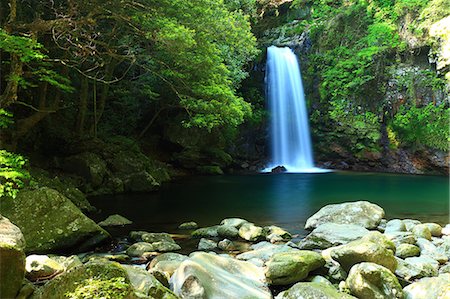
[90, 172, 449, 237]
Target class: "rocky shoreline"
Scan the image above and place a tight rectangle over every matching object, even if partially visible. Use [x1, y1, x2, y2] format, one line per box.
[1, 200, 450, 298]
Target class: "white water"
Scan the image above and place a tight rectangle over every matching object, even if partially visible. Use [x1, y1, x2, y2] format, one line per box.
[264, 46, 328, 173]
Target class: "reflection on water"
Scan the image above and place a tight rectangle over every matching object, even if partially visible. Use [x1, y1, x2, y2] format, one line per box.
[90, 172, 449, 236]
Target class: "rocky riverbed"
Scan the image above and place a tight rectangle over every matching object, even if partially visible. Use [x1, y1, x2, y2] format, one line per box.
[1, 200, 450, 298]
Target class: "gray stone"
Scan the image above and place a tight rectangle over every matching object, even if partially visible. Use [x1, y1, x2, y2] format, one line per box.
[385, 231, 417, 246]
[330, 238, 397, 272]
[220, 218, 248, 228]
[178, 222, 198, 230]
[25, 255, 64, 281]
[192, 226, 219, 238]
[305, 201, 384, 230]
[416, 238, 448, 264]
[385, 219, 406, 233]
[218, 239, 237, 251]
[152, 241, 181, 252]
[396, 244, 421, 258]
[403, 274, 450, 299]
[217, 225, 239, 239]
[126, 242, 155, 257]
[403, 219, 422, 231]
[0, 215, 26, 299]
[395, 257, 427, 282]
[236, 242, 295, 262]
[404, 256, 439, 277]
[148, 253, 188, 277]
[98, 214, 132, 227]
[346, 262, 403, 299]
[275, 282, 356, 299]
[264, 225, 292, 242]
[239, 223, 266, 241]
[442, 224, 450, 236]
[299, 223, 369, 250]
[0, 188, 110, 253]
[171, 252, 271, 298]
[198, 238, 217, 250]
[265, 250, 325, 285]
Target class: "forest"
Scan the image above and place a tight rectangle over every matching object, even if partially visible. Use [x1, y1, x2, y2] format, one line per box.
[0, 0, 449, 298]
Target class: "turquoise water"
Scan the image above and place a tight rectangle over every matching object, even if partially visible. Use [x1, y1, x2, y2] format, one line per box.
[90, 172, 449, 237]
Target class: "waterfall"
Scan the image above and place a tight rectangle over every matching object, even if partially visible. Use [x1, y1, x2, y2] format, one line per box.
[265, 46, 327, 173]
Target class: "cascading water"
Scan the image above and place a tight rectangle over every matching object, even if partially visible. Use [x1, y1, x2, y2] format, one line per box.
[265, 46, 327, 173]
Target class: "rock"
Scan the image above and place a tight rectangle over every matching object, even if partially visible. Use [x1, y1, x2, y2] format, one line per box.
[192, 226, 219, 238]
[385, 219, 406, 233]
[412, 224, 432, 240]
[122, 264, 178, 299]
[0, 215, 26, 299]
[404, 256, 439, 277]
[396, 244, 421, 258]
[236, 242, 295, 262]
[171, 252, 271, 298]
[32, 260, 175, 299]
[309, 275, 333, 286]
[123, 171, 160, 192]
[424, 223, 443, 237]
[377, 219, 387, 232]
[271, 165, 287, 173]
[385, 231, 417, 246]
[220, 218, 248, 228]
[217, 225, 239, 239]
[438, 237, 450, 258]
[198, 238, 217, 250]
[361, 231, 396, 253]
[264, 225, 292, 242]
[126, 242, 155, 257]
[305, 201, 384, 230]
[442, 224, 450, 235]
[330, 238, 397, 272]
[416, 238, 448, 264]
[62, 152, 107, 187]
[298, 223, 369, 249]
[178, 222, 198, 230]
[395, 257, 426, 282]
[239, 223, 266, 241]
[403, 219, 422, 231]
[148, 253, 188, 277]
[346, 262, 403, 299]
[16, 279, 36, 299]
[151, 241, 181, 252]
[275, 282, 356, 299]
[49, 255, 82, 271]
[129, 232, 180, 252]
[403, 274, 450, 299]
[265, 250, 325, 285]
[25, 255, 64, 281]
[98, 214, 132, 227]
[440, 263, 450, 274]
[218, 239, 236, 251]
[0, 188, 110, 253]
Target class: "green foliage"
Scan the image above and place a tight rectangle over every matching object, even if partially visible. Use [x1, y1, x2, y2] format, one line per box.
[392, 103, 449, 150]
[0, 110, 29, 198]
[0, 29, 44, 62]
[65, 277, 130, 299]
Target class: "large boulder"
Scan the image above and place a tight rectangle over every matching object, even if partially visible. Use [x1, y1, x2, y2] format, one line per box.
[265, 251, 325, 285]
[31, 260, 176, 299]
[305, 201, 384, 230]
[122, 171, 160, 192]
[330, 238, 397, 272]
[275, 282, 356, 299]
[0, 188, 110, 253]
[403, 274, 450, 299]
[170, 252, 271, 299]
[346, 262, 403, 299]
[61, 152, 107, 187]
[298, 223, 369, 249]
[0, 215, 26, 299]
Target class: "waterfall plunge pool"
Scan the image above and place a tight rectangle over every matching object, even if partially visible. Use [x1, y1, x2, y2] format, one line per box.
[90, 172, 449, 238]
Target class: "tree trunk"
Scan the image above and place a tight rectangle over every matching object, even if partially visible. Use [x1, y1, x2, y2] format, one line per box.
[0, 54, 23, 108]
[76, 77, 89, 135]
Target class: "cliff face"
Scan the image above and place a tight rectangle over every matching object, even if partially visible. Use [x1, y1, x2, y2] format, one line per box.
[237, 0, 449, 175]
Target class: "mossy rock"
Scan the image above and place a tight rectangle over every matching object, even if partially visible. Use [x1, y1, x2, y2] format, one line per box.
[0, 187, 110, 253]
[276, 282, 356, 299]
[196, 166, 224, 175]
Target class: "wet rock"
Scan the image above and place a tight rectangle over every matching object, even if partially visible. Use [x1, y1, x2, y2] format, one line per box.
[178, 222, 198, 230]
[171, 252, 271, 298]
[330, 238, 397, 272]
[192, 226, 219, 238]
[220, 218, 248, 228]
[298, 223, 369, 249]
[265, 250, 325, 285]
[385, 219, 406, 233]
[152, 241, 181, 252]
[126, 242, 155, 257]
[402, 274, 450, 299]
[198, 238, 217, 250]
[148, 253, 188, 277]
[264, 225, 292, 242]
[25, 255, 64, 281]
[98, 214, 132, 227]
[236, 242, 295, 262]
[275, 282, 356, 299]
[346, 262, 403, 299]
[305, 201, 384, 230]
[217, 225, 239, 239]
[271, 165, 287, 173]
[239, 223, 266, 241]
[396, 244, 421, 258]
[0, 215, 26, 299]
[0, 188, 110, 253]
[218, 239, 237, 251]
[412, 224, 432, 240]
